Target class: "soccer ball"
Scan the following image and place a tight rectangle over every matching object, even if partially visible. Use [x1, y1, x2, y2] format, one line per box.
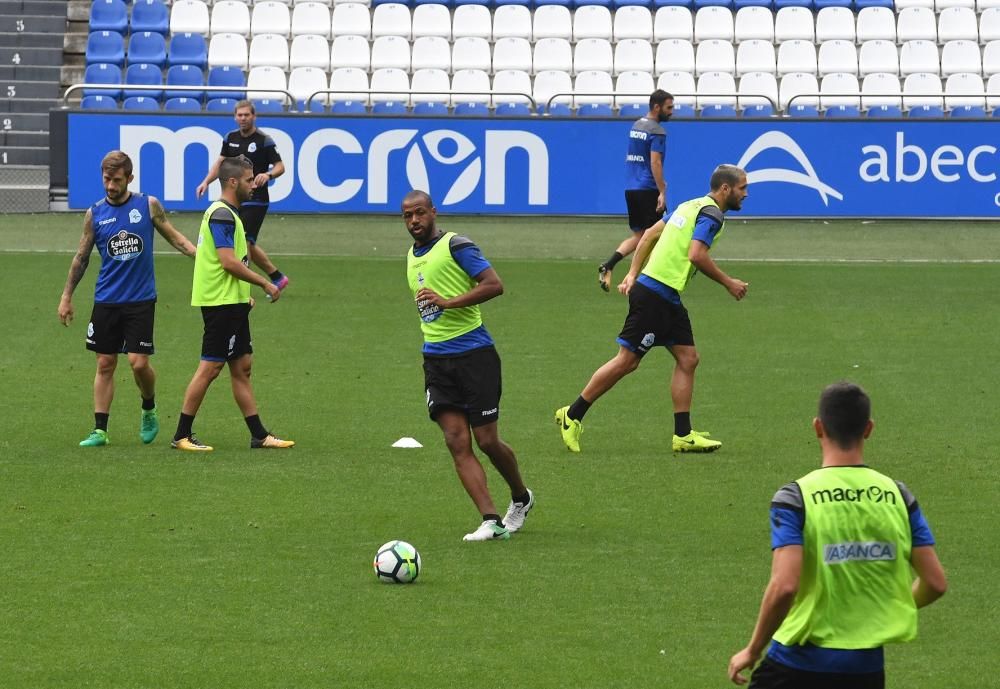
[373, 540, 421, 584]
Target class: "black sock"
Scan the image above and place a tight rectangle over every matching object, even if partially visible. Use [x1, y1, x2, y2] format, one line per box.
[567, 396, 592, 422]
[141, 396, 155, 411]
[512, 491, 531, 505]
[268, 270, 283, 281]
[674, 412, 692, 437]
[95, 412, 109, 432]
[174, 413, 194, 441]
[245, 415, 269, 440]
[602, 251, 624, 270]
[483, 513, 502, 526]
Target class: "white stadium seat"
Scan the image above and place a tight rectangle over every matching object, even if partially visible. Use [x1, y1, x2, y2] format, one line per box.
[410, 68, 449, 103]
[330, 34, 369, 70]
[861, 72, 902, 108]
[451, 68, 490, 104]
[984, 40, 1000, 74]
[900, 40, 940, 75]
[371, 3, 410, 39]
[533, 69, 573, 107]
[170, 0, 209, 35]
[574, 38, 613, 74]
[655, 39, 694, 76]
[533, 6, 571, 41]
[251, 2, 291, 37]
[370, 67, 410, 104]
[697, 70, 737, 106]
[988, 73, 1000, 108]
[694, 7, 734, 42]
[614, 39, 654, 75]
[533, 38, 572, 75]
[412, 4, 450, 40]
[695, 39, 735, 76]
[903, 72, 943, 107]
[211, 1, 250, 37]
[936, 0, 975, 9]
[981, 8, 1000, 44]
[820, 72, 860, 107]
[248, 34, 289, 70]
[614, 6, 653, 41]
[331, 3, 370, 39]
[290, 34, 330, 70]
[247, 65, 288, 103]
[775, 7, 814, 43]
[288, 66, 329, 107]
[856, 7, 895, 43]
[657, 70, 696, 104]
[779, 71, 819, 109]
[937, 7, 978, 43]
[452, 5, 491, 41]
[816, 7, 855, 43]
[615, 70, 655, 106]
[329, 66, 369, 104]
[654, 7, 693, 42]
[493, 37, 533, 74]
[494, 5, 532, 40]
[941, 39, 982, 75]
[452, 37, 491, 73]
[896, 8, 936, 44]
[291, 2, 331, 38]
[208, 32, 248, 68]
[895, 0, 934, 8]
[945, 72, 986, 107]
[491, 69, 532, 104]
[735, 7, 773, 43]
[574, 69, 614, 105]
[737, 70, 778, 108]
[411, 36, 450, 73]
[574, 6, 613, 41]
[818, 39, 858, 76]
[371, 35, 410, 71]
[777, 39, 817, 76]
[736, 40, 776, 76]
[859, 40, 899, 76]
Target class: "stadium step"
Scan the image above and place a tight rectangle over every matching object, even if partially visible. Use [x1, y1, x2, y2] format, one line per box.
[0, 130, 48, 146]
[0, 96, 59, 113]
[0, 15, 67, 34]
[0, 64, 61, 81]
[0, 31, 64, 49]
[0, 145, 48, 165]
[0, 112, 48, 130]
[0, 80, 60, 98]
[0, 46, 64, 66]
[0, 163, 47, 186]
[0, 0, 69, 17]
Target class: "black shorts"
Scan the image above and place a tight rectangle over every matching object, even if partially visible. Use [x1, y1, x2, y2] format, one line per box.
[749, 657, 885, 689]
[625, 188, 661, 232]
[86, 300, 155, 355]
[423, 346, 502, 427]
[239, 203, 268, 244]
[200, 303, 253, 362]
[617, 282, 694, 355]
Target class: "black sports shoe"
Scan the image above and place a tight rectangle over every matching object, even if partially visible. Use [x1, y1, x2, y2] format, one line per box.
[598, 264, 612, 292]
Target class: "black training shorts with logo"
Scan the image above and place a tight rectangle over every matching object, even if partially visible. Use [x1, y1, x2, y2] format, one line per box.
[617, 282, 695, 355]
[423, 346, 502, 427]
[625, 189, 661, 232]
[86, 300, 156, 355]
[200, 303, 253, 362]
[748, 657, 885, 689]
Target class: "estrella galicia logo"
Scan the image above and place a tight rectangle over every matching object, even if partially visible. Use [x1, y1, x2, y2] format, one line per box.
[107, 229, 143, 262]
[737, 131, 844, 206]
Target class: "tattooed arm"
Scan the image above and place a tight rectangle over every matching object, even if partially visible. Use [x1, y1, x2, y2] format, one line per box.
[58, 209, 96, 326]
[149, 196, 196, 257]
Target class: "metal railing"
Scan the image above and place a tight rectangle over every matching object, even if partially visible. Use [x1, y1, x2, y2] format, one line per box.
[62, 83, 293, 106]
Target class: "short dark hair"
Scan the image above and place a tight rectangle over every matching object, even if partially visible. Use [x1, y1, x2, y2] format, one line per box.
[818, 382, 872, 449]
[709, 164, 746, 191]
[219, 155, 253, 185]
[101, 150, 133, 178]
[234, 99, 255, 114]
[650, 89, 673, 110]
[402, 189, 434, 209]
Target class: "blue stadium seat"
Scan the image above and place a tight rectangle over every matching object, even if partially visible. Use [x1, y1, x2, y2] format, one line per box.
[655, 0, 695, 7]
[908, 105, 944, 118]
[124, 63, 163, 100]
[330, 100, 368, 114]
[494, 102, 533, 116]
[411, 101, 448, 115]
[672, 102, 696, 117]
[576, 103, 614, 117]
[533, 0, 572, 6]
[854, 0, 892, 7]
[253, 99, 285, 113]
[742, 103, 774, 117]
[546, 103, 572, 116]
[774, 0, 813, 8]
[81, 94, 119, 110]
[206, 97, 239, 112]
[575, 0, 614, 6]
[83, 62, 122, 99]
[164, 97, 202, 112]
[123, 96, 160, 111]
[616, 0, 653, 6]
[453, 0, 491, 4]
[168, 33, 208, 68]
[372, 101, 409, 114]
[814, 0, 852, 8]
[949, 105, 987, 118]
[128, 32, 167, 68]
[617, 102, 645, 118]
[165, 64, 204, 101]
[699, 104, 738, 118]
[734, 0, 773, 7]
[789, 104, 820, 117]
[89, 0, 128, 34]
[866, 105, 903, 118]
[693, 0, 734, 8]
[207, 66, 246, 100]
[452, 101, 489, 116]
[825, 104, 861, 118]
[130, 0, 169, 35]
[86, 31, 126, 66]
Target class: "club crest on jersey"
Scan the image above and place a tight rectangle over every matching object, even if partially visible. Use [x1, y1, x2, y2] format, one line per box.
[247, 142, 257, 153]
[108, 229, 143, 261]
[129, 208, 143, 223]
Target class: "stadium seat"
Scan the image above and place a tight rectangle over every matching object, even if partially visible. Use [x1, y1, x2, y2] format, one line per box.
[330, 35, 370, 71]
[124, 62, 163, 100]
[212, 1, 251, 37]
[86, 31, 125, 66]
[253, 98, 286, 112]
[412, 4, 450, 39]
[205, 97, 239, 112]
[170, 0, 210, 35]
[738, 70, 778, 109]
[908, 104, 945, 116]
[291, 2, 332, 37]
[90, 0, 128, 34]
[371, 35, 411, 71]
[859, 40, 899, 77]
[617, 101, 645, 117]
[330, 100, 367, 114]
[657, 70, 697, 104]
[249, 34, 289, 71]
[694, 7, 735, 41]
[866, 103, 903, 116]
[855, 7, 896, 43]
[777, 40, 817, 76]
[937, 8, 978, 43]
[655, 39, 694, 75]
[741, 102, 774, 116]
[331, 3, 372, 38]
[495, 37, 533, 73]
[123, 96, 160, 110]
[206, 65, 246, 100]
[734, 0, 773, 8]
[654, 7, 694, 41]
[697, 70, 737, 105]
[450, 37, 490, 72]
[814, 0, 852, 7]
[695, 39, 735, 75]
[737, 39, 776, 75]
[288, 66, 329, 109]
[83, 63, 122, 99]
[615, 7, 654, 41]
[574, 6, 613, 41]
[493, 101, 532, 117]
[452, 5, 491, 40]
[574, 69, 614, 106]
[169, 32, 208, 68]
[820, 71, 860, 106]
[818, 40, 858, 76]
[410, 101, 446, 115]
[693, 0, 735, 8]
[411, 68, 450, 103]
[372, 3, 411, 38]
[164, 96, 202, 111]
[546, 102, 572, 116]
[774, 7, 814, 43]
[671, 102, 696, 118]
[734, 7, 774, 42]
[824, 103, 862, 117]
[936, 0, 975, 8]
[788, 103, 821, 116]
[895, 0, 933, 7]
[247, 65, 289, 103]
[779, 71, 819, 109]
[941, 40, 981, 76]
[532, 6, 571, 41]
[614, 39, 654, 75]
[81, 94, 119, 110]
[855, 0, 894, 8]
[208, 33, 248, 69]
[574, 39, 612, 74]
[615, 69, 655, 107]
[983, 41, 1000, 75]
[165, 64, 204, 100]
[493, 5, 532, 40]
[371, 67, 410, 104]
[899, 40, 940, 76]
[130, 0, 170, 36]
[576, 102, 614, 117]
[775, 0, 813, 7]
[861, 72, 902, 107]
[128, 31, 168, 68]
[371, 100, 407, 114]
[902, 72, 943, 108]
[945, 72, 986, 108]
[329, 66, 370, 104]
[699, 103, 738, 117]
[251, 2, 291, 37]
[451, 68, 491, 105]
[815, 7, 855, 42]
[534, 39, 572, 74]
[290, 35, 330, 70]
[981, 8, 1000, 44]
[988, 73, 1000, 109]
[949, 104, 987, 116]
[896, 8, 937, 44]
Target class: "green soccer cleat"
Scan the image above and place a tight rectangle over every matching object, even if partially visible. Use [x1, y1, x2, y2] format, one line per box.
[79, 429, 109, 447]
[140, 408, 159, 444]
[672, 431, 722, 453]
[555, 405, 583, 453]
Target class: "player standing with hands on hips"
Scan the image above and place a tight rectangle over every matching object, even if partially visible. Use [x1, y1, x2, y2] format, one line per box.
[58, 150, 196, 447]
[403, 190, 534, 542]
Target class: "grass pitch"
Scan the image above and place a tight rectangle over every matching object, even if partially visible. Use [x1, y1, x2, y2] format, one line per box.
[1, 213, 997, 688]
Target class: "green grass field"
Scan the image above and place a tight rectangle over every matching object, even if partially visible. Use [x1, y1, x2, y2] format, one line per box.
[1, 213, 998, 688]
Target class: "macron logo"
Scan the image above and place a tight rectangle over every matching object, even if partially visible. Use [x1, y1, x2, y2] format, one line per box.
[737, 131, 844, 206]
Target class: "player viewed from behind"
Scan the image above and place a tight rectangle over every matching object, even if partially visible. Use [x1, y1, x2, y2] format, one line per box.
[556, 164, 749, 454]
[728, 382, 947, 688]
[58, 150, 196, 447]
[598, 89, 674, 293]
[403, 190, 534, 542]
[196, 100, 289, 295]
[171, 155, 293, 452]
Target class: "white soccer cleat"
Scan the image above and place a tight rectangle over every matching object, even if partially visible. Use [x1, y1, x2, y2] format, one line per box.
[502, 489, 535, 534]
[462, 519, 511, 542]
